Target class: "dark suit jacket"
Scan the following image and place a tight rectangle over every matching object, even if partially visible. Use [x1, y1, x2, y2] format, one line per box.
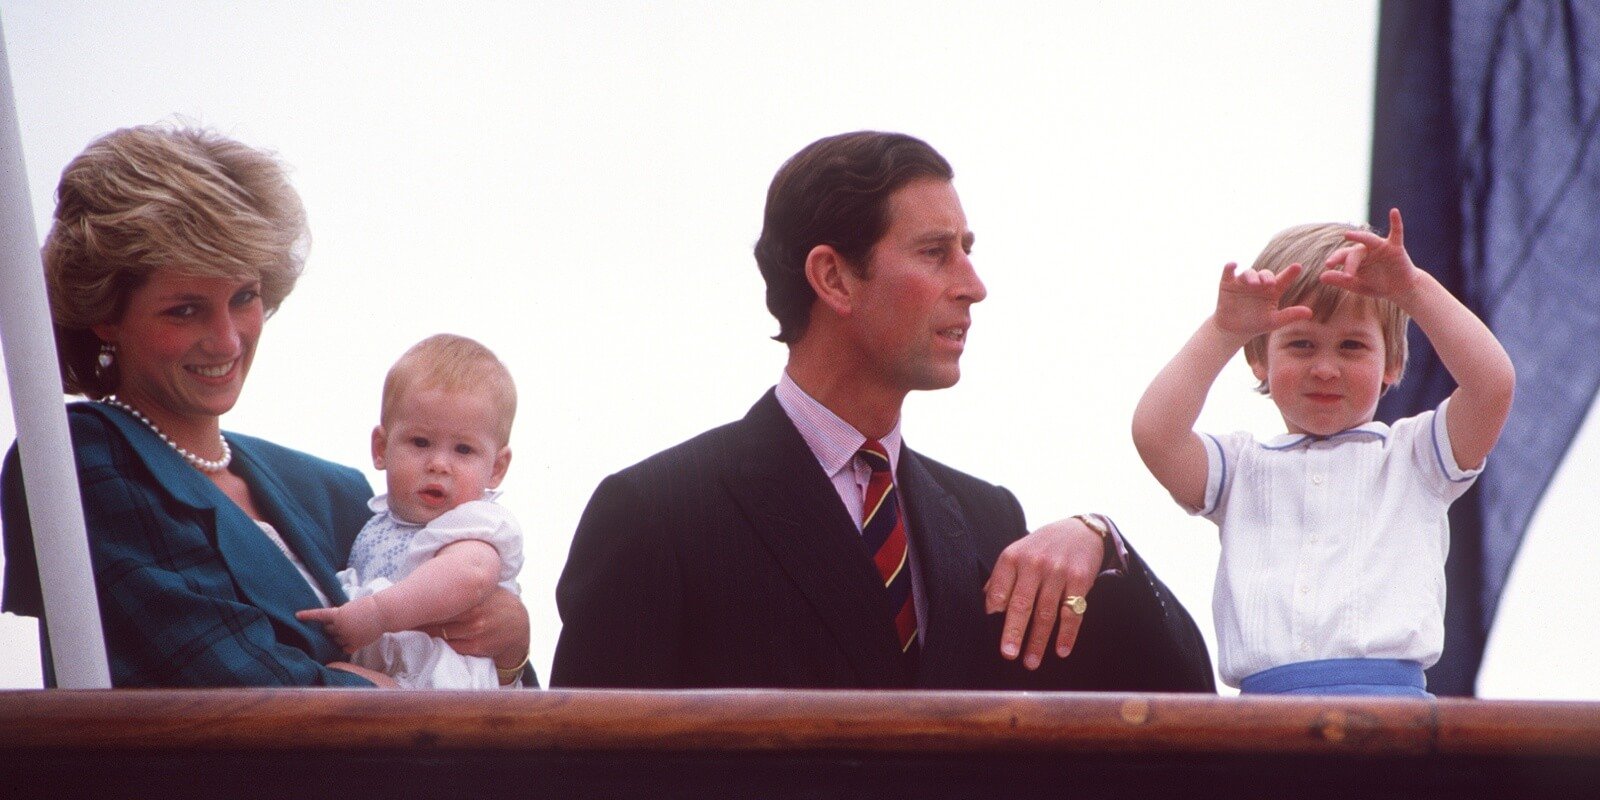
[2, 402, 375, 686]
[552, 390, 1215, 691]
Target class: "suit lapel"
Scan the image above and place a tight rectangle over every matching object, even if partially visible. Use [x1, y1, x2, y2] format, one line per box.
[723, 392, 908, 686]
[897, 447, 991, 688]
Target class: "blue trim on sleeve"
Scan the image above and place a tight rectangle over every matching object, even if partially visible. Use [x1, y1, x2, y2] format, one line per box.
[1432, 402, 1478, 483]
[1202, 432, 1227, 516]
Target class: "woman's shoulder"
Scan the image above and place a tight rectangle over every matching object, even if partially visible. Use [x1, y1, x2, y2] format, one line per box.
[226, 431, 369, 494]
[62, 401, 136, 470]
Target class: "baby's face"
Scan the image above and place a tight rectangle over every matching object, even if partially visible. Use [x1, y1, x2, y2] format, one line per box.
[372, 385, 510, 525]
[1251, 302, 1400, 437]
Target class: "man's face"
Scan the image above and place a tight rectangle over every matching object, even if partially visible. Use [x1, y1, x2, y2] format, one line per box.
[844, 178, 986, 394]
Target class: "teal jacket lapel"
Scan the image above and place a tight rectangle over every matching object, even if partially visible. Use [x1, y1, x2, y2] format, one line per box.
[227, 439, 348, 604]
[85, 404, 344, 651]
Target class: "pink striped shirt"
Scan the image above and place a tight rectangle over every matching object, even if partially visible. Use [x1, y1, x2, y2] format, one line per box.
[774, 371, 928, 633]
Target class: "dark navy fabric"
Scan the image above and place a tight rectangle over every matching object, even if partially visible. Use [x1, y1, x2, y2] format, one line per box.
[2, 403, 375, 686]
[1370, 0, 1600, 695]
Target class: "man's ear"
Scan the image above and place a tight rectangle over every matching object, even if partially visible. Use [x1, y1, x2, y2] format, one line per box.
[371, 425, 387, 470]
[488, 447, 512, 489]
[804, 244, 855, 316]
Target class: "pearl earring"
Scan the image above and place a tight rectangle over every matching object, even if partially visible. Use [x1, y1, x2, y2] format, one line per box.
[97, 342, 116, 369]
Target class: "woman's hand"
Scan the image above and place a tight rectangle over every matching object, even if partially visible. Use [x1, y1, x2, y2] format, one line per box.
[419, 587, 530, 671]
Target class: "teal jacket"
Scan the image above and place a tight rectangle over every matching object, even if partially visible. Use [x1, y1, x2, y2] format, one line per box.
[3, 402, 375, 686]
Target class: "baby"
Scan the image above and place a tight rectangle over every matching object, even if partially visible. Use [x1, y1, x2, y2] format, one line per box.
[1131, 210, 1514, 696]
[298, 334, 524, 688]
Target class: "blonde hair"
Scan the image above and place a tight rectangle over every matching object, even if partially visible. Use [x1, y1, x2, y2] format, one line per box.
[45, 124, 308, 397]
[381, 334, 518, 446]
[1241, 222, 1410, 394]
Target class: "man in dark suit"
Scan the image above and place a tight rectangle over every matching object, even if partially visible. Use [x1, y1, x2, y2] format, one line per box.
[552, 131, 1214, 691]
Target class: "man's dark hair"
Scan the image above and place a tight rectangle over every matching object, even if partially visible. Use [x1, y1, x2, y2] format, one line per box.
[754, 131, 954, 343]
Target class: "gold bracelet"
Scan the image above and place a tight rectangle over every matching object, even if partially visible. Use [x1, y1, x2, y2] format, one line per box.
[496, 654, 529, 685]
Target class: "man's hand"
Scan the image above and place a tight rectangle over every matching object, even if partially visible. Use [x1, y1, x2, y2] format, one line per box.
[417, 586, 530, 671]
[983, 516, 1104, 669]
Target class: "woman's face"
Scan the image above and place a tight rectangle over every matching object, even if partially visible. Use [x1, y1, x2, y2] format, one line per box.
[92, 270, 264, 428]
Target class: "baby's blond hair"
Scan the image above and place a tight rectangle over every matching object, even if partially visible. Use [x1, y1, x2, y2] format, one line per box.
[381, 334, 517, 445]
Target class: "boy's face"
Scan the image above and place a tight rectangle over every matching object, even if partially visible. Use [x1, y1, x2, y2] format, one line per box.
[1250, 302, 1400, 437]
[372, 385, 511, 525]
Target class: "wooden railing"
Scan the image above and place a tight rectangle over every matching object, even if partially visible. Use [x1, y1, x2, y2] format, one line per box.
[4, 689, 1599, 798]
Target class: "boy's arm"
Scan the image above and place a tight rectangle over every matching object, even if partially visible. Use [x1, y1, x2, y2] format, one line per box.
[1324, 209, 1515, 470]
[298, 539, 503, 652]
[1133, 263, 1312, 510]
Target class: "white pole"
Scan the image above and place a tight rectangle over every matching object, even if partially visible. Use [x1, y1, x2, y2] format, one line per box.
[0, 16, 111, 688]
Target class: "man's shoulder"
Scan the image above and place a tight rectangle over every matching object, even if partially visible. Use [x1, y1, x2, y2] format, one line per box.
[611, 390, 792, 476]
[614, 414, 758, 482]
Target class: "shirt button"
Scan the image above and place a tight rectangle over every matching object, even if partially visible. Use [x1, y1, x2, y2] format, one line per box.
[1311, 474, 1324, 485]
[1299, 586, 1309, 595]
[1299, 641, 1310, 653]
[1310, 536, 1320, 544]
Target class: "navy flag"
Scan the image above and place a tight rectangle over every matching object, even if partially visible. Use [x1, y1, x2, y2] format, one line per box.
[1371, 1, 1600, 695]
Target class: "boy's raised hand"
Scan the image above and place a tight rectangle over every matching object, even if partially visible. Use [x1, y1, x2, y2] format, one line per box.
[1321, 207, 1422, 299]
[1214, 261, 1313, 337]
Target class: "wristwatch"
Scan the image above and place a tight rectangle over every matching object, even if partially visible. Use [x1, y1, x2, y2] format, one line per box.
[1072, 513, 1110, 540]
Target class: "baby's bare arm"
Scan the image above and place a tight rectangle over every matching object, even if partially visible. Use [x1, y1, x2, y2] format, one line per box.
[371, 539, 504, 635]
[296, 539, 503, 653]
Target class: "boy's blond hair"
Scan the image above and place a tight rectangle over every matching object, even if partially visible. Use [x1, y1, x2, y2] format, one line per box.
[381, 334, 517, 446]
[1241, 222, 1410, 395]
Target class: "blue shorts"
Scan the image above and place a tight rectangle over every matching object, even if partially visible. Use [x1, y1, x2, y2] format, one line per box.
[1239, 658, 1431, 698]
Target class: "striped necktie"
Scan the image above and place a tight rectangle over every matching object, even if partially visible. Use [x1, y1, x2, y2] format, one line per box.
[859, 439, 917, 654]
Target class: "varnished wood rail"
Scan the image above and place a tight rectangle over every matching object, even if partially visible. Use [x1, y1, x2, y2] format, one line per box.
[3, 689, 1598, 798]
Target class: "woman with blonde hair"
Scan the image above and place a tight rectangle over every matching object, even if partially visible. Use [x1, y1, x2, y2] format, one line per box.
[1, 124, 531, 687]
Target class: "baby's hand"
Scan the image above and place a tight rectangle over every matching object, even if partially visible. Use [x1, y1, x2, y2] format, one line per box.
[296, 595, 386, 654]
[1214, 261, 1313, 338]
[1321, 208, 1422, 300]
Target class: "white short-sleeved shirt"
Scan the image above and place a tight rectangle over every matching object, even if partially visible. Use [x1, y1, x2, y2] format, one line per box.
[1194, 398, 1481, 687]
[338, 492, 523, 689]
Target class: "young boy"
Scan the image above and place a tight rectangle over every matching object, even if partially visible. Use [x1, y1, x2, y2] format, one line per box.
[1131, 209, 1514, 696]
[298, 334, 524, 689]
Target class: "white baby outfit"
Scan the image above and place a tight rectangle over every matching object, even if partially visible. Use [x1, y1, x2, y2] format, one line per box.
[1192, 398, 1481, 688]
[340, 491, 523, 689]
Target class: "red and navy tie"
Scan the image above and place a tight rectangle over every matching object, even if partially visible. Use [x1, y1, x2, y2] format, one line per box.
[859, 439, 917, 653]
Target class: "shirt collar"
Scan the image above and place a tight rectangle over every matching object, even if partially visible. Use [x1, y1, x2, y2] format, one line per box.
[1261, 420, 1391, 450]
[775, 370, 903, 477]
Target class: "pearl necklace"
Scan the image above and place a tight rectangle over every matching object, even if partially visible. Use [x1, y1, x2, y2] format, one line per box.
[100, 396, 233, 473]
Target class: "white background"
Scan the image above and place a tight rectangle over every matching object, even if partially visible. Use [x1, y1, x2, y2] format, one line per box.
[0, 2, 1591, 697]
